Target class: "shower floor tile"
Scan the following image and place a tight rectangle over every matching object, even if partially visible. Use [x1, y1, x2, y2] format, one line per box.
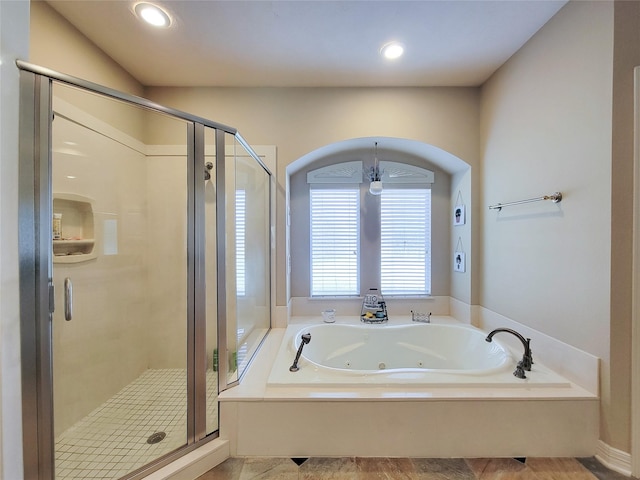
[55, 368, 218, 480]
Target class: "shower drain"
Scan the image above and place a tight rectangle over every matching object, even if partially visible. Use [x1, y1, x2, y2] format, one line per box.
[146, 431, 167, 444]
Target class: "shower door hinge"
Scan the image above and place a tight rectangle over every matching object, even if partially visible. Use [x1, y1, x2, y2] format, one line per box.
[49, 283, 55, 314]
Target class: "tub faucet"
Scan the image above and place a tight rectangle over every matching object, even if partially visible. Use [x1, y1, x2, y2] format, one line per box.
[485, 328, 533, 379]
[289, 333, 311, 372]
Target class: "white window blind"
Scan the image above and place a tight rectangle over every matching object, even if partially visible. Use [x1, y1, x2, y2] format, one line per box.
[236, 189, 246, 296]
[310, 188, 359, 296]
[380, 188, 431, 295]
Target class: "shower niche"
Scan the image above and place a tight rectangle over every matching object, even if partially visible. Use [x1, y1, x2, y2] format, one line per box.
[53, 193, 96, 263]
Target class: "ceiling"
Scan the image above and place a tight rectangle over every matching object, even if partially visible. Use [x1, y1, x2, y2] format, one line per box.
[45, 0, 567, 88]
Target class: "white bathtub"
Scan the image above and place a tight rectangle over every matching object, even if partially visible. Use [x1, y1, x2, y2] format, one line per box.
[267, 319, 572, 387]
[292, 323, 510, 374]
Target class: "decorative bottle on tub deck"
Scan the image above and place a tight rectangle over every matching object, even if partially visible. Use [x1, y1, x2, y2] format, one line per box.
[361, 288, 388, 323]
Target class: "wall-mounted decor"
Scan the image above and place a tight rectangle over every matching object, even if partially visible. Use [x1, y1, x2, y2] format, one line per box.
[454, 236, 465, 273]
[454, 205, 465, 225]
[454, 191, 465, 226]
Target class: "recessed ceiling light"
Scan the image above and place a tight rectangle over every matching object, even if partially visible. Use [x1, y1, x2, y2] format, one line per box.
[134, 2, 172, 28]
[380, 42, 404, 60]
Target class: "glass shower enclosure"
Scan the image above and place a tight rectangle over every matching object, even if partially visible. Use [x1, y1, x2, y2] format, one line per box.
[18, 62, 272, 479]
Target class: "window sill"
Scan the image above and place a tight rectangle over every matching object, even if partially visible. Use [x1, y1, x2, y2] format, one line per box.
[308, 294, 432, 300]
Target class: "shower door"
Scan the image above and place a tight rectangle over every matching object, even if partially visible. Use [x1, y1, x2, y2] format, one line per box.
[19, 63, 271, 480]
[49, 83, 193, 479]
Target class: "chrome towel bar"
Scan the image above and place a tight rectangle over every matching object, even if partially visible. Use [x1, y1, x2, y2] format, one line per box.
[489, 192, 562, 211]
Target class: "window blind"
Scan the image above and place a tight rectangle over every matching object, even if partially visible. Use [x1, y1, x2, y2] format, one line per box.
[236, 189, 246, 296]
[380, 188, 431, 295]
[310, 188, 359, 296]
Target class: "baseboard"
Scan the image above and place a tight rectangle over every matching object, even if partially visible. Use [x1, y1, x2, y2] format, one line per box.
[596, 440, 632, 477]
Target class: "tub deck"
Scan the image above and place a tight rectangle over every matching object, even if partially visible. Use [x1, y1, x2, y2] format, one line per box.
[218, 317, 598, 458]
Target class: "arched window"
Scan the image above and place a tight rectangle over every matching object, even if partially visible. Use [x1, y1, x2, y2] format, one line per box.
[305, 161, 434, 297]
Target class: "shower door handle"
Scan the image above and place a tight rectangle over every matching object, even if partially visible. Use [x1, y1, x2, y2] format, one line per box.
[64, 277, 73, 321]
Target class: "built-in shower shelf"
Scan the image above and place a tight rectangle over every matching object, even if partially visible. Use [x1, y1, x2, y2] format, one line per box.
[54, 239, 97, 263]
[53, 193, 97, 264]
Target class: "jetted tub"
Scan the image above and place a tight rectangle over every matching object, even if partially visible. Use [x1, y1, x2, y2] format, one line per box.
[267, 320, 572, 387]
[291, 323, 510, 374]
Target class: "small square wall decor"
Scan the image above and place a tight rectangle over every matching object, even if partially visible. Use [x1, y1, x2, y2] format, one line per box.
[454, 251, 465, 273]
[454, 204, 465, 226]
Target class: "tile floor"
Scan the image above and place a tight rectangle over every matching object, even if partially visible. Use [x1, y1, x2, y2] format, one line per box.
[55, 369, 218, 480]
[197, 456, 633, 480]
[49, 366, 632, 480]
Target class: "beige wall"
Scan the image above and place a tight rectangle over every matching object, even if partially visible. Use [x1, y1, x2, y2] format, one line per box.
[480, 0, 618, 447]
[30, 1, 146, 140]
[30, 1, 143, 97]
[145, 87, 481, 307]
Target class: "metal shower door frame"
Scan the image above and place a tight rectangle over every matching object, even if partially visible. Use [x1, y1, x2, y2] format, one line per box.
[17, 61, 271, 480]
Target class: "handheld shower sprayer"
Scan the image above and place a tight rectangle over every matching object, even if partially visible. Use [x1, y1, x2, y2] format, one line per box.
[289, 333, 311, 372]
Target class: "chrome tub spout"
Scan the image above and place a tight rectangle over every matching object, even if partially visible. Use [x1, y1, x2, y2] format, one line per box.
[485, 328, 533, 379]
[289, 333, 311, 372]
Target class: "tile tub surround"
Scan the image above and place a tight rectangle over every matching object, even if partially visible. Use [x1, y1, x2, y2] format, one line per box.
[218, 324, 599, 458]
[196, 457, 629, 480]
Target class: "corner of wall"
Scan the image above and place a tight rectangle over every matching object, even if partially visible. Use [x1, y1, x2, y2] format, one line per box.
[274, 304, 289, 329]
[1, 1, 30, 478]
[449, 297, 471, 324]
